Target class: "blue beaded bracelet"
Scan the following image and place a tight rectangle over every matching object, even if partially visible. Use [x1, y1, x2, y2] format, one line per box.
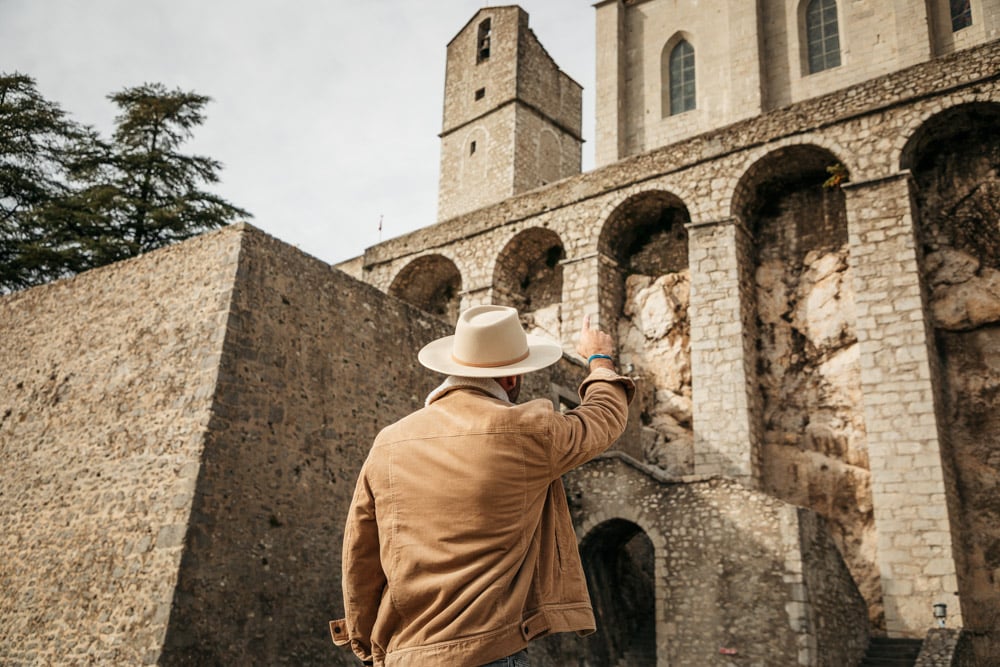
[587, 354, 613, 365]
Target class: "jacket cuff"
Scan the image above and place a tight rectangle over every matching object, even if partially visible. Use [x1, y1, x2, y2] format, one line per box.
[579, 367, 636, 404]
[329, 619, 350, 646]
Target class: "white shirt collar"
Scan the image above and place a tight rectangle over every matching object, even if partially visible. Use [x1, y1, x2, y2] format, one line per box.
[425, 375, 511, 406]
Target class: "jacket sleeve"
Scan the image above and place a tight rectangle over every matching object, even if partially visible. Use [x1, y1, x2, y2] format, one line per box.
[546, 367, 635, 477]
[340, 458, 385, 664]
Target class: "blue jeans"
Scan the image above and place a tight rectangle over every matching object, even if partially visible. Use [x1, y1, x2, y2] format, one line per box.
[479, 649, 529, 666]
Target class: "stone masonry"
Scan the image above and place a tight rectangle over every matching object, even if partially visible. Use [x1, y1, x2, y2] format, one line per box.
[593, 0, 1000, 165]
[438, 6, 582, 221]
[0, 223, 870, 666]
[3, 3, 1000, 666]
[340, 15, 1000, 660]
[0, 225, 461, 664]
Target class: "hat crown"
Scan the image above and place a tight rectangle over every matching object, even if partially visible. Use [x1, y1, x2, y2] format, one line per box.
[451, 306, 528, 368]
[417, 305, 562, 377]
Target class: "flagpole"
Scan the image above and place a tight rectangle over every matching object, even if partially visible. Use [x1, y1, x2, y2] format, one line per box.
[378, 214, 383, 243]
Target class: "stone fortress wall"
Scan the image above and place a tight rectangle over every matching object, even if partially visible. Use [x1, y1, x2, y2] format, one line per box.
[0, 222, 871, 666]
[2, 221, 865, 666]
[3, 2, 1000, 665]
[0, 228, 242, 665]
[0, 225, 460, 665]
[593, 0, 1000, 165]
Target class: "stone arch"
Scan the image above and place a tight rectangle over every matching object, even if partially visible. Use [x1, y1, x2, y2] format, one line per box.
[492, 227, 565, 339]
[388, 254, 462, 325]
[598, 190, 693, 475]
[580, 519, 656, 667]
[733, 143, 881, 627]
[729, 136, 853, 218]
[887, 91, 1000, 179]
[903, 100, 1000, 632]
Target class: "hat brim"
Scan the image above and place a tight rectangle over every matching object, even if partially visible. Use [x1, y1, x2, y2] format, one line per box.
[418, 333, 564, 377]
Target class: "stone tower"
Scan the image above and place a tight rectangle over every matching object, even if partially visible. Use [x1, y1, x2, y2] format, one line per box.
[594, 0, 1000, 166]
[437, 6, 583, 221]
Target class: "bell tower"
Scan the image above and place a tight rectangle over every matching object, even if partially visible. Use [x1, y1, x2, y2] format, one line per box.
[437, 6, 583, 221]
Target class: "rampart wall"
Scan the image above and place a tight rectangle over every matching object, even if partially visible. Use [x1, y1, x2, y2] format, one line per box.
[0, 225, 462, 664]
[157, 226, 457, 665]
[0, 224, 595, 665]
[0, 227, 242, 664]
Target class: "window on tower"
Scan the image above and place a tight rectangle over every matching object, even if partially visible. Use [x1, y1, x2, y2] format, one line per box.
[950, 0, 972, 31]
[806, 0, 841, 73]
[477, 18, 492, 63]
[669, 40, 695, 115]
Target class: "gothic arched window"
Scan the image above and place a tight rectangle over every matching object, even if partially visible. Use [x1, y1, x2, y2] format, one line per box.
[806, 0, 841, 73]
[669, 40, 695, 115]
[950, 0, 972, 31]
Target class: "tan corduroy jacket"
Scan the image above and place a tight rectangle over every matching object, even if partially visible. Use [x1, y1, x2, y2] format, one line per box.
[330, 367, 635, 666]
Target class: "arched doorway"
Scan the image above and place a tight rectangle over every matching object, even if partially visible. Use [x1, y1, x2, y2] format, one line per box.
[580, 519, 656, 667]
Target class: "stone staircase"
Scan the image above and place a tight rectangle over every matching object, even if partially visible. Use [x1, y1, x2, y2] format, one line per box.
[614, 642, 656, 667]
[612, 644, 656, 667]
[858, 637, 924, 666]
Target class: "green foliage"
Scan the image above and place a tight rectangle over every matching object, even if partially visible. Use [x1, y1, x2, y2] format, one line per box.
[0, 75, 251, 292]
[0, 73, 96, 289]
[822, 162, 848, 189]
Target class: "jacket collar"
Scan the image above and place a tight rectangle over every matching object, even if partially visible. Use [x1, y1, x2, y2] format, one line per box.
[425, 375, 511, 406]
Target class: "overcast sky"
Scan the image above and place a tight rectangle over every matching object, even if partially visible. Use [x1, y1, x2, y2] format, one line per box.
[2, 0, 596, 265]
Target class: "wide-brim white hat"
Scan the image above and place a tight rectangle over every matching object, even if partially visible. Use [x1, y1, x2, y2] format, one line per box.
[418, 305, 564, 377]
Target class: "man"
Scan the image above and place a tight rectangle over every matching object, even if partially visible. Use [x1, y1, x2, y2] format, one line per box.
[331, 305, 634, 666]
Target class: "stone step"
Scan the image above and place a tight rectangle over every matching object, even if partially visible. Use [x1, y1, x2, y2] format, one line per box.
[612, 646, 656, 667]
[858, 637, 923, 667]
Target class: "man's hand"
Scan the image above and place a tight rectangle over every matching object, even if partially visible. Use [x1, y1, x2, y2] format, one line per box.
[577, 315, 615, 370]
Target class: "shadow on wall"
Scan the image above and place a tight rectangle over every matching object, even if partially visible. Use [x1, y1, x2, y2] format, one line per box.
[388, 254, 463, 326]
[493, 227, 566, 341]
[906, 101, 1000, 656]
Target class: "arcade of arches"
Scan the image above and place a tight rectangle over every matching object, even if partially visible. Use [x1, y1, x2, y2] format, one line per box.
[374, 97, 1000, 658]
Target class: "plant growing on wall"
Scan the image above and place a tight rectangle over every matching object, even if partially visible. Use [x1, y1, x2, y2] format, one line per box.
[0, 74, 250, 293]
[823, 162, 848, 189]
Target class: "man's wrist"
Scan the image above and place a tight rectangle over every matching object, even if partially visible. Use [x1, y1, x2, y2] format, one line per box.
[587, 354, 616, 372]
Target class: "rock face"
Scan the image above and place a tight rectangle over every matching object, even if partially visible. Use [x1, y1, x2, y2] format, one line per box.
[619, 270, 693, 476]
[913, 104, 1000, 634]
[750, 174, 881, 628]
